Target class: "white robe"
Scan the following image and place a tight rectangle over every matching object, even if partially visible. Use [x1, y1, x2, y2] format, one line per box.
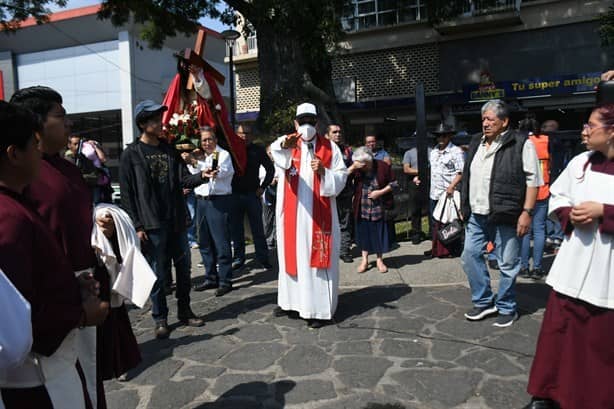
[271, 135, 348, 320]
[546, 151, 614, 308]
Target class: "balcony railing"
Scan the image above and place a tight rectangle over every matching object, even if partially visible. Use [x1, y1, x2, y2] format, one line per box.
[459, 0, 521, 17]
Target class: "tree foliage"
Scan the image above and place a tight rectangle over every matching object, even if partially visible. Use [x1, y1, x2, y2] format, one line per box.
[1, 0, 349, 133]
[599, 4, 614, 47]
[0, 0, 67, 30]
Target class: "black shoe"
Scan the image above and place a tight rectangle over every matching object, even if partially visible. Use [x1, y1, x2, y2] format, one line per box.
[193, 282, 218, 292]
[423, 249, 433, 257]
[492, 311, 518, 328]
[411, 233, 423, 245]
[231, 259, 245, 270]
[341, 254, 353, 263]
[487, 258, 499, 270]
[272, 306, 289, 317]
[307, 319, 330, 329]
[522, 398, 559, 409]
[215, 286, 232, 297]
[531, 268, 545, 280]
[154, 320, 170, 339]
[258, 260, 273, 269]
[519, 268, 532, 279]
[178, 309, 205, 327]
[464, 305, 498, 321]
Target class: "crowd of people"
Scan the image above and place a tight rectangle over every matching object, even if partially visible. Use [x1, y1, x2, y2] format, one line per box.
[0, 68, 612, 409]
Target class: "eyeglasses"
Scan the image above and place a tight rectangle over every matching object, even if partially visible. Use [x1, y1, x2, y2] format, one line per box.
[582, 123, 610, 132]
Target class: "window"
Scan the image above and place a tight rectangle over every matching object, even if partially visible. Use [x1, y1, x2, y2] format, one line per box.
[341, 0, 426, 32]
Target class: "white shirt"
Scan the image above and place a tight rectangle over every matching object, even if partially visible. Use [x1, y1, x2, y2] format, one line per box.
[429, 142, 464, 200]
[190, 146, 234, 197]
[469, 131, 543, 215]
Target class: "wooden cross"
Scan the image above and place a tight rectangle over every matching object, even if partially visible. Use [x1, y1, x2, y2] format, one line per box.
[182, 27, 226, 89]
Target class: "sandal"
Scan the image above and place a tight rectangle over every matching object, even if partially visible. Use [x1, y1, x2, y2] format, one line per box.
[357, 261, 368, 273]
[376, 261, 388, 273]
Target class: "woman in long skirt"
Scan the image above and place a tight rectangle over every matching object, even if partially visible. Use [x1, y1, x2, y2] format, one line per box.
[349, 147, 397, 274]
[524, 104, 614, 409]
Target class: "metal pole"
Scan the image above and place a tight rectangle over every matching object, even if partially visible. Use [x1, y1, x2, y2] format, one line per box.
[228, 41, 236, 130]
[415, 82, 429, 226]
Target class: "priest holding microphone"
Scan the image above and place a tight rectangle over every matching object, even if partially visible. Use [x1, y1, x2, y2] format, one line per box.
[270, 103, 348, 329]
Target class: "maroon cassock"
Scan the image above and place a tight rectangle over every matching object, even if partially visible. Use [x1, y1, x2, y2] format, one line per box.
[0, 187, 82, 409]
[25, 155, 141, 408]
[527, 153, 614, 409]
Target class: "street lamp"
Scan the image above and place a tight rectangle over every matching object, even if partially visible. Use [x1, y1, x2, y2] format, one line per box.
[221, 29, 241, 130]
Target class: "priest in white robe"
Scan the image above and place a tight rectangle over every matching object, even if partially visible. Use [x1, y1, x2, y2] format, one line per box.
[271, 103, 348, 328]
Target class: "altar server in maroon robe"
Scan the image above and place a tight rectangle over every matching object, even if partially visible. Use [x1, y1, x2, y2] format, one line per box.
[10, 86, 140, 408]
[0, 100, 109, 409]
[524, 104, 614, 409]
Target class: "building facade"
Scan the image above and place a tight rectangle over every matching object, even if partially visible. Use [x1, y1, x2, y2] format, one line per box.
[232, 0, 613, 152]
[0, 4, 228, 178]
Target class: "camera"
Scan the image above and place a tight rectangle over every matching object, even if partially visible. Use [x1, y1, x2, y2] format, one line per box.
[596, 80, 614, 105]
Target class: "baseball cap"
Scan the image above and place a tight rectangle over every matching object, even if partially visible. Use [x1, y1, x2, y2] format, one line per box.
[134, 100, 168, 119]
[296, 103, 317, 119]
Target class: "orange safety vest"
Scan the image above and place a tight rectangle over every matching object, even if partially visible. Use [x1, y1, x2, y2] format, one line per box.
[529, 134, 550, 200]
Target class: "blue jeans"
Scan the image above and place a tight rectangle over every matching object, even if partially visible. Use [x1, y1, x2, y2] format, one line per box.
[521, 199, 548, 270]
[186, 191, 197, 245]
[546, 215, 564, 242]
[142, 225, 192, 322]
[197, 195, 233, 287]
[230, 192, 269, 263]
[461, 214, 521, 315]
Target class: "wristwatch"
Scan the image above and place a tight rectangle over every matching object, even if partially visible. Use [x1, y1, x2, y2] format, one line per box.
[523, 208, 534, 217]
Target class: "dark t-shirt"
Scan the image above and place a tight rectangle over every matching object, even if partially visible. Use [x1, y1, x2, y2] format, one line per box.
[138, 141, 172, 222]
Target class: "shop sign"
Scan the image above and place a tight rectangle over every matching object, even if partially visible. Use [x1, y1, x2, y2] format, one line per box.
[464, 72, 601, 100]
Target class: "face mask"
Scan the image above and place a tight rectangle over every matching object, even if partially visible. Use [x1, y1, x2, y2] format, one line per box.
[298, 124, 316, 141]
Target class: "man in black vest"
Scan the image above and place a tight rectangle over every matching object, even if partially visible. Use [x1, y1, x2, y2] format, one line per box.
[460, 100, 542, 328]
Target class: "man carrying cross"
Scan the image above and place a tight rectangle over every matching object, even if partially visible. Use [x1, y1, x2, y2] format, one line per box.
[270, 103, 348, 329]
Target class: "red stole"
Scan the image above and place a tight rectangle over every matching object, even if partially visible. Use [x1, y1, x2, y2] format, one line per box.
[283, 135, 333, 276]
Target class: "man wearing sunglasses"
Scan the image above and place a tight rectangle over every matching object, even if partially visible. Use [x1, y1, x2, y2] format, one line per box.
[270, 103, 349, 329]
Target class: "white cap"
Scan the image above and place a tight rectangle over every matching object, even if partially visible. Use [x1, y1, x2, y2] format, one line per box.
[296, 103, 317, 119]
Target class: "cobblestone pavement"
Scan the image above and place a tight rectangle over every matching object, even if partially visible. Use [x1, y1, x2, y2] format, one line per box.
[105, 242, 552, 409]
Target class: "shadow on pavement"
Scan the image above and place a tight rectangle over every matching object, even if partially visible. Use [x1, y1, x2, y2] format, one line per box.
[336, 284, 412, 322]
[126, 328, 238, 381]
[383, 253, 432, 269]
[192, 380, 295, 408]
[516, 281, 551, 315]
[363, 404, 408, 409]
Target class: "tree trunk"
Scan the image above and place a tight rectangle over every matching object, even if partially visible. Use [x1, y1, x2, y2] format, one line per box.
[252, 22, 340, 134]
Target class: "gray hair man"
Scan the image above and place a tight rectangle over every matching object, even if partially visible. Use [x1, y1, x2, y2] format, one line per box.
[460, 99, 543, 328]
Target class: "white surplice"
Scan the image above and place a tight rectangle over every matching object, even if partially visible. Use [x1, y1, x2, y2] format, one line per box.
[271, 135, 348, 320]
[546, 151, 614, 308]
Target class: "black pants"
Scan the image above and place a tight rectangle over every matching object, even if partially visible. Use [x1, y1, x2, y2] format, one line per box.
[262, 202, 276, 249]
[337, 196, 353, 256]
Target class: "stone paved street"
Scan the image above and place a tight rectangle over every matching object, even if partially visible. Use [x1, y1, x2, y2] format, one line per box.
[105, 241, 552, 409]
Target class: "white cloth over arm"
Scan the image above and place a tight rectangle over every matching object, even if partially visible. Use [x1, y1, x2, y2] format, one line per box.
[0, 268, 32, 373]
[91, 204, 156, 308]
[546, 152, 614, 308]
